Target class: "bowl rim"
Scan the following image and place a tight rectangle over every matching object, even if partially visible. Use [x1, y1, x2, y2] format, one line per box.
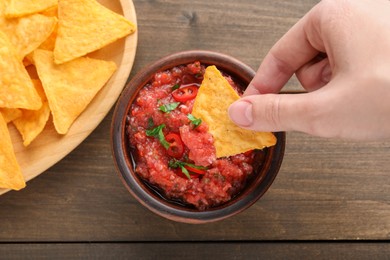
[111, 50, 286, 223]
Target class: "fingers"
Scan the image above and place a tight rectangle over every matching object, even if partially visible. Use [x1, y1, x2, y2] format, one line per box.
[296, 56, 332, 92]
[228, 87, 335, 137]
[229, 93, 307, 132]
[244, 2, 326, 96]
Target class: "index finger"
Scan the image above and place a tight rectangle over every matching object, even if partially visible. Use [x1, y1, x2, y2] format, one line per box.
[244, 3, 325, 96]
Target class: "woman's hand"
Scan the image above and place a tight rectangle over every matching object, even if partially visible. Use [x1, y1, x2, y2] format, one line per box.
[229, 0, 390, 140]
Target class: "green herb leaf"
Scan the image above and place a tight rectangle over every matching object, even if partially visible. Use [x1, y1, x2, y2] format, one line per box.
[147, 117, 154, 129]
[183, 162, 208, 170]
[194, 73, 203, 79]
[168, 159, 179, 169]
[146, 124, 170, 149]
[168, 159, 208, 179]
[145, 124, 164, 136]
[158, 102, 180, 113]
[187, 114, 202, 127]
[180, 166, 191, 179]
[168, 159, 191, 179]
[172, 84, 180, 91]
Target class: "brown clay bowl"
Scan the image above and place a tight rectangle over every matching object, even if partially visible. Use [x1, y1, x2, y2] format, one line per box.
[111, 50, 285, 223]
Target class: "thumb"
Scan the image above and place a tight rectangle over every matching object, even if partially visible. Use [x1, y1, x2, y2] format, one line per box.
[228, 92, 324, 134]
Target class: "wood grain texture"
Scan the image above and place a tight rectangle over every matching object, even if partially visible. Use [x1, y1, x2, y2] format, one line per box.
[131, 0, 318, 92]
[0, 122, 389, 241]
[0, 0, 389, 257]
[1, 242, 390, 259]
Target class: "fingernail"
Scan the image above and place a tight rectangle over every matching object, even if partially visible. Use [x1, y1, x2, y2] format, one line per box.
[228, 100, 253, 127]
[322, 64, 332, 83]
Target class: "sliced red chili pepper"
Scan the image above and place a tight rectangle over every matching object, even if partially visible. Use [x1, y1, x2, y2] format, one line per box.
[176, 170, 199, 179]
[172, 85, 198, 102]
[165, 133, 184, 159]
[184, 165, 206, 175]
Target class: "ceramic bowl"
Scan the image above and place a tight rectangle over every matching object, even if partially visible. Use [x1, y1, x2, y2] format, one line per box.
[111, 50, 285, 223]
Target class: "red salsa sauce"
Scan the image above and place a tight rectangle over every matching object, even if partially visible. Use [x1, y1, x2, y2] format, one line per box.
[126, 61, 258, 210]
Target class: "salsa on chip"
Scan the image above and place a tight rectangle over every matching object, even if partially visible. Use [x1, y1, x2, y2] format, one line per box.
[0, 0, 136, 190]
[127, 62, 276, 210]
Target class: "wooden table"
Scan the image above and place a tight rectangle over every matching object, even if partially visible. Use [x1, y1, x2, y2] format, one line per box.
[1, 0, 390, 258]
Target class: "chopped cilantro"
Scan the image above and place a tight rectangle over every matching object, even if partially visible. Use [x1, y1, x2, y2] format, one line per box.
[168, 159, 208, 179]
[145, 124, 169, 149]
[158, 102, 180, 113]
[147, 117, 154, 129]
[172, 84, 180, 91]
[187, 114, 202, 128]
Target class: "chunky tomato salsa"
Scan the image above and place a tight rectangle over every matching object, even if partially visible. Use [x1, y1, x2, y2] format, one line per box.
[126, 61, 257, 210]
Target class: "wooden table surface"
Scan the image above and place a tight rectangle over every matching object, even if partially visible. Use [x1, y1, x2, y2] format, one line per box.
[1, 0, 390, 258]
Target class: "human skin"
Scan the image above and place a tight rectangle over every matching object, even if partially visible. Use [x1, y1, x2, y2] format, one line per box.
[228, 0, 390, 140]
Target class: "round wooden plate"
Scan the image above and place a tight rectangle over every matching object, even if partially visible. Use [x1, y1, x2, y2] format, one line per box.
[0, 0, 138, 195]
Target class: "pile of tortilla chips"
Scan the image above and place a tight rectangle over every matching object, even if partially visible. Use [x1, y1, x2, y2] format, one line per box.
[192, 66, 277, 158]
[0, 0, 136, 190]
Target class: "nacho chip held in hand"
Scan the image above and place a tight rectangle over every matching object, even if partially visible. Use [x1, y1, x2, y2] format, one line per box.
[192, 65, 277, 158]
[54, 0, 136, 64]
[0, 113, 26, 190]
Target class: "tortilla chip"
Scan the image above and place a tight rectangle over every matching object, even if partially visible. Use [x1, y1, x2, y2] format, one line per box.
[4, 0, 58, 18]
[0, 10, 57, 60]
[13, 80, 50, 146]
[40, 6, 58, 17]
[0, 113, 26, 190]
[54, 0, 136, 64]
[38, 24, 57, 51]
[0, 1, 6, 22]
[0, 108, 22, 123]
[37, 4, 58, 51]
[192, 66, 277, 158]
[0, 30, 42, 110]
[33, 49, 117, 134]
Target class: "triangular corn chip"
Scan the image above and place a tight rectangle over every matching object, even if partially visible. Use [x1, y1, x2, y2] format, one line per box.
[33, 49, 117, 134]
[13, 80, 50, 146]
[38, 24, 57, 51]
[192, 66, 277, 158]
[0, 113, 25, 190]
[4, 0, 57, 18]
[38, 6, 58, 51]
[0, 5, 57, 60]
[0, 2, 7, 23]
[54, 0, 136, 64]
[0, 30, 42, 110]
[0, 108, 22, 123]
[40, 6, 58, 17]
